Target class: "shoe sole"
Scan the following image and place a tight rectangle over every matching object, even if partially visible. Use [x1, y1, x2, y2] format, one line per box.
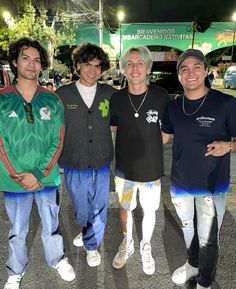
[112, 246, 135, 269]
[87, 258, 101, 267]
[143, 268, 155, 275]
[172, 275, 198, 286]
[59, 274, 76, 282]
[73, 240, 84, 247]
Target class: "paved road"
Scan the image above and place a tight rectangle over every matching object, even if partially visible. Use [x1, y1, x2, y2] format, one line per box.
[0, 139, 236, 289]
[214, 87, 236, 97]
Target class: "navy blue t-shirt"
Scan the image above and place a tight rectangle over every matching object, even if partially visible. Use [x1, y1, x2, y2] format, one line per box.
[111, 85, 169, 182]
[162, 89, 236, 195]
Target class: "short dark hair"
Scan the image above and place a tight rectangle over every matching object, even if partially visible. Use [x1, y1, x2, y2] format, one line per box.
[8, 37, 50, 76]
[72, 42, 110, 72]
[46, 81, 53, 87]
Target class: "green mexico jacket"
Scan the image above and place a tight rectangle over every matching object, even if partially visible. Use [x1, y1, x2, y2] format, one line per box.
[0, 85, 64, 192]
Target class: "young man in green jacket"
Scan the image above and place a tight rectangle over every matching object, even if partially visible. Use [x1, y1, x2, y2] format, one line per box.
[0, 37, 75, 289]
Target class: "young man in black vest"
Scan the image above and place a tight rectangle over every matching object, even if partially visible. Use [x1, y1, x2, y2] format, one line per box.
[56, 43, 116, 267]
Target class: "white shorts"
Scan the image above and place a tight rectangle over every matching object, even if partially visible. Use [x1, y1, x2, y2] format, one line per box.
[115, 176, 161, 211]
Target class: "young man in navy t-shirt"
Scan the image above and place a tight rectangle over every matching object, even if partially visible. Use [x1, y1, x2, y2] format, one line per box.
[162, 49, 236, 289]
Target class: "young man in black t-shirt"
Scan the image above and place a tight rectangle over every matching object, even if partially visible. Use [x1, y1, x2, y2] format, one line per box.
[162, 49, 236, 289]
[110, 46, 169, 275]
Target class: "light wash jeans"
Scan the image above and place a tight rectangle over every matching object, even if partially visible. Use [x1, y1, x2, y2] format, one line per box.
[64, 165, 110, 251]
[4, 187, 65, 276]
[171, 192, 227, 287]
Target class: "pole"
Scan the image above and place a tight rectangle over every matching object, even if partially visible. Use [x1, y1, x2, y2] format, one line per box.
[191, 20, 196, 48]
[48, 16, 56, 69]
[231, 21, 236, 65]
[119, 22, 122, 57]
[98, 0, 103, 48]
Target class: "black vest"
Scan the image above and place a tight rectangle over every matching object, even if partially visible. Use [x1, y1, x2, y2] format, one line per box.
[57, 82, 116, 169]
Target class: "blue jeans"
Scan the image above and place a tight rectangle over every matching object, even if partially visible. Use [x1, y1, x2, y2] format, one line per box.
[171, 192, 226, 287]
[4, 188, 65, 276]
[64, 166, 110, 251]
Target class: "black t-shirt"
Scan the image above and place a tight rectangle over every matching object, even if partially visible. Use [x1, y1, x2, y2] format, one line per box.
[162, 89, 236, 194]
[110, 85, 170, 182]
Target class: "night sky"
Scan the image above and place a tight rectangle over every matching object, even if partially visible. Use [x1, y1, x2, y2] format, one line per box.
[103, 0, 236, 25]
[1, 0, 236, 25]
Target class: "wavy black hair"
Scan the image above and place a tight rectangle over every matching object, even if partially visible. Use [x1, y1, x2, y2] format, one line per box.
[8, 37, 49, 76]
[72, 42, 110, 72]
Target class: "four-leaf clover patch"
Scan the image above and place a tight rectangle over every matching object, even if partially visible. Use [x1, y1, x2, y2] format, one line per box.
[99, 99, 109, 117]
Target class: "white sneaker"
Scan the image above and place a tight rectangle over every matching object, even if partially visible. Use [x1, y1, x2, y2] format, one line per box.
[112, 238, 134, 269]
[197, 284, 211, 289]
[140, 241, 155, 275]
[172, 261, 198, 285]
[86, 250, 101, 267]
[73, 232, 84, 247]
[4, 273, 24, 289]
[53, 257, 75, 281]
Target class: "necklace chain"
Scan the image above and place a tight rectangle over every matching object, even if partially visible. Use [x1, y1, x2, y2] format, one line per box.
[182, 93, 208, 116]
[128, 89, 148, 118]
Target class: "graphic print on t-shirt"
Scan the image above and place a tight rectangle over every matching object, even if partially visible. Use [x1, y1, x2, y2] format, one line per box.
[146, 109, 159, 123]
[196, 116, 216, 128]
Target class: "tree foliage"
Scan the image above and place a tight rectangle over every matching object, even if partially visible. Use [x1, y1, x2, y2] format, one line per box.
[51, 59, 69, 77]
[0, 3, 77, 56]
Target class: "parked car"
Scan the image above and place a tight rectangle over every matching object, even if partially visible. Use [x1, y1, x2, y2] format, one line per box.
[223, 66, 236, 89]
[0, 64, 11, 89]
[150, 61, 183, 97]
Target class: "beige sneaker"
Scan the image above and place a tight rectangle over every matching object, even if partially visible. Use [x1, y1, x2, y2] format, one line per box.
[86, 250, 101, 267]
[73, 232, 84, 247]
[172, 261, 198, 285]
[140, 241, 155, 275]
[112, 238, 134, 269]
[4, 273, 24, 289]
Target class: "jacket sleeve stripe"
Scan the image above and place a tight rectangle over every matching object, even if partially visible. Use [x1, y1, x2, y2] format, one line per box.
[43, 124, 65, 176]
[0, 137, 17, 176]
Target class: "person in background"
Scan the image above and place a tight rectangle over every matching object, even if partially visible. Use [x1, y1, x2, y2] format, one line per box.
[45, 81, 54, 92]
[0, 37, 75, 289]
[53, 71, 62, 88]
[110, 46, 169, 275]
[56, 42, 116, 268]
[38, 71, 45, 86]
[208, 69, 215, 86]
[162, 48, 236, 289]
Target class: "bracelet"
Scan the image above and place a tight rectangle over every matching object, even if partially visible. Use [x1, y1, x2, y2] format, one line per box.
[228, 141, 233, 152]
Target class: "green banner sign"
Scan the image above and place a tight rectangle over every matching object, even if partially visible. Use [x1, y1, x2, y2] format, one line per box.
[75, 22, 236, 59]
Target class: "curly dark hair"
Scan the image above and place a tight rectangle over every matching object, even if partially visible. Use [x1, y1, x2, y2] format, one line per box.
[72, 42, 110, 72]
[8, 37, 50, 76]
